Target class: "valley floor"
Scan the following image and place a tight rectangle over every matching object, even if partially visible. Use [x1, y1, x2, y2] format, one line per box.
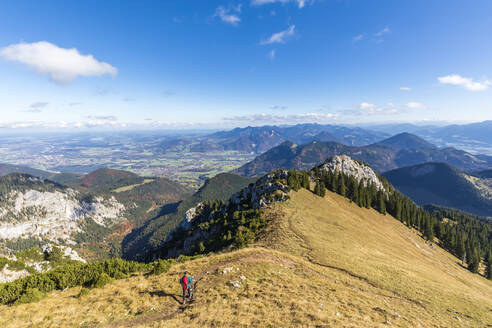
[0, 190, 491, 327]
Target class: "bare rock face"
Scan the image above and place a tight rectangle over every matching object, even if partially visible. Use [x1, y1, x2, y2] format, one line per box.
[320, 155, 385, 191]
[230, 170, 290, 210]
[0, 266, 30, 283]
[0, 188, 125, 244]
[163, 170, 291, 258]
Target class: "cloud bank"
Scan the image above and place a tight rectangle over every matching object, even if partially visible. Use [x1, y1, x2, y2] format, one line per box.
[223, 112, 337, 124]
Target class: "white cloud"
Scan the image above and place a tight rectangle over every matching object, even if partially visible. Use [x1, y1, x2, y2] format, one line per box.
[223, 112, 337, 124]
[267, 49, 276, 59]
[356, 102, 400, 115]
[0, 119, 126, 129]
[251, 0, 308, 9]
[163, 90, 176, 98]
[270, 105, 287, 110]
[30, 101, 49, 108]
[84, 115, 118, 121]
[0, 41, 117, 84]
[352, 34, 364, 42]
[359, 102, 375, 111]
[214, 5, 241, 25]
[260, 25, 296, 45]
[400, 86, 411, 91]
[438, 74, 490, 91]
[405, 102, 425, 109]
[375, 26, 390, 37]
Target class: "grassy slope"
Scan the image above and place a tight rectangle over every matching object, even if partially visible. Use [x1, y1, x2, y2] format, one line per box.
[1, 189, 491, 327]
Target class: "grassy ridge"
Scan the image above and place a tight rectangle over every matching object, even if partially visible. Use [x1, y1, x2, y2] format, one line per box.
[1, 190, 490, 327]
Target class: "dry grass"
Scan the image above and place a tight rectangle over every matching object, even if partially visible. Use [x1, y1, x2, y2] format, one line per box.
[0, 189, 491, 327]
[112, 179, 154, 193]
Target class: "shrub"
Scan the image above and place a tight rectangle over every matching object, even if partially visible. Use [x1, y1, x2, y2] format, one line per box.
[76, 287, 90, 298]
[13, 288, 45, 305]
[151, 259, 172, 275]
[86, 273, 113, 289]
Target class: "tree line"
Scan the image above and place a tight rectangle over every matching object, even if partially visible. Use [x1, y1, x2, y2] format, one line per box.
[285, 166, 492, 279]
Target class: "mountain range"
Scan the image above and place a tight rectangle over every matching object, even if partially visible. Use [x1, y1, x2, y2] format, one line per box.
[368, 120, 492, 155]
[233, 132, 492, 177]
[384, 162, 492, 217]
[195, 124, 388, 153]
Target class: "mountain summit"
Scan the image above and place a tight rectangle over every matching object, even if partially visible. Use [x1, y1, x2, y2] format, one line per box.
[375, 132, 437, 150]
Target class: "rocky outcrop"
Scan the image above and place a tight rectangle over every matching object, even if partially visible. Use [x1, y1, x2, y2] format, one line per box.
[0, 266, 29, 283]
[161, 170, 291, 258]
[0, 244, 86, 283]
[0, 188, 125, 244]
[320, 155, 386, 191]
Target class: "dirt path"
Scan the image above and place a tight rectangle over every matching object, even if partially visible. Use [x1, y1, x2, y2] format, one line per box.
[105, 252, 274, 328]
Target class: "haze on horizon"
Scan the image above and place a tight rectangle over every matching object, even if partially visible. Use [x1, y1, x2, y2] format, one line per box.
[0, 0, 491, 131]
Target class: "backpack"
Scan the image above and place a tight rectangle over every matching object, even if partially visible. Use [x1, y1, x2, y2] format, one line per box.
[180, 276, 189, 289]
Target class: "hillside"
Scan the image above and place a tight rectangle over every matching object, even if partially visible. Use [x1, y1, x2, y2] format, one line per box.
[0, 163, 53, 179]
[121, 173, 254, 260]
[233, 133, 492, 177]
[1, 189, 490, 327]
[79, 168, 141, 190]
[474, 169, 492, 179]
[0, 170, 192, 261]
[383, 162, 492, 217]
[375, 132, 437, 150]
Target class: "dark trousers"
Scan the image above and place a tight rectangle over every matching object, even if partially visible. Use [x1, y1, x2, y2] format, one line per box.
[182, 287, 191, 304]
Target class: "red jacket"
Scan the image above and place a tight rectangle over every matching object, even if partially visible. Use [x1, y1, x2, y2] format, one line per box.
[180, 276, 189, 290]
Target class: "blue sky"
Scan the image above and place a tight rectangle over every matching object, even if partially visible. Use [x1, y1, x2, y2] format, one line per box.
[0, 0, 491, 130]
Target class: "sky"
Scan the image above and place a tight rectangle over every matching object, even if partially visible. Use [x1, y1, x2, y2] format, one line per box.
[0, 0, 491, 131]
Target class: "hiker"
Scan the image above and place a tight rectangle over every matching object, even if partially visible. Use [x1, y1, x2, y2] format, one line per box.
[180, 271, 190, 304]
[187, 274, 195, 300]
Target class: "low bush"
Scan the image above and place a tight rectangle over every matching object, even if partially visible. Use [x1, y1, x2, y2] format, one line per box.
[13, 288, 45, 305]
[151, 259, 172, 275]
[85, 273, 113, 289]
[76, 287, 90, 298]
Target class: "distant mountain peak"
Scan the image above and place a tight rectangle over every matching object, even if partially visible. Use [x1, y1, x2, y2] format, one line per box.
[376, 132, 436, 150]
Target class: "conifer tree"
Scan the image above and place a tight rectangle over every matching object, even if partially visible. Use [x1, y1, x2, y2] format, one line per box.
[338, 173, 346, 197]
[487, 250, 492, 280]
[467, 246, 480, 273]
[301, 173, 310, 190]
[314, 180, 326, 197]
[424, 217, 434, 241]
[377, 191, 386, 214]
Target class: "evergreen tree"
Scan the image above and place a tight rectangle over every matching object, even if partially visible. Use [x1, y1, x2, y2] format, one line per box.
[314, 180, 326, 197]
[377, 191, 386, 214]
[301, 172, 310, 190]
[467, 246, 480, 273]
[287, 169, 300, 191]
[424, 217, 434, 241]
[338, 173, 346, 197]
[486, 250, 492, 280]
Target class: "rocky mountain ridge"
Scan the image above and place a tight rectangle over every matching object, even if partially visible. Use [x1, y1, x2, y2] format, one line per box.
[319, 155, 386, 191]
[158, 170, 291, 259]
